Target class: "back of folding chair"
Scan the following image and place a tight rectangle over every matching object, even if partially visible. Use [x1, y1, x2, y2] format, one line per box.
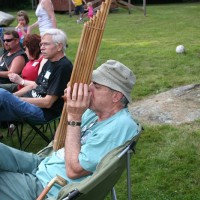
[56, 123, 142, 200]
[37, 141, 54, 158]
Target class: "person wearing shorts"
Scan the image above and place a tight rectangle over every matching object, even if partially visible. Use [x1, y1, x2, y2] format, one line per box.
[72, 0, 86, 23]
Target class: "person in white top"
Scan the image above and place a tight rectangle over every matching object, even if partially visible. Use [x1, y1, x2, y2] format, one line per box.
[28, 0, 57, 36]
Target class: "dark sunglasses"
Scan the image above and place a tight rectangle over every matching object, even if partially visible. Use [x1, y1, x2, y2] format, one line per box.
[3, 39, 15, 43]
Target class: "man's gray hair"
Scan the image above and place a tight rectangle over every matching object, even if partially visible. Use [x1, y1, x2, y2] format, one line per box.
[120, 96, 129, 108]
[42, 28, 68, 53]
[110, 88, 129, 108]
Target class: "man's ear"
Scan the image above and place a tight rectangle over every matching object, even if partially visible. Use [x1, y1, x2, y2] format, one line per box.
[57, 43, 63, 52]
[112, 91, 123, 103]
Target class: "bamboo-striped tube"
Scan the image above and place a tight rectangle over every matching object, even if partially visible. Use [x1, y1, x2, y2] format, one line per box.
[53, 0, 112, 150]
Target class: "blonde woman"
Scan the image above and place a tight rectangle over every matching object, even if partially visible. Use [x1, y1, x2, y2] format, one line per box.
[28, 0, 57, 36]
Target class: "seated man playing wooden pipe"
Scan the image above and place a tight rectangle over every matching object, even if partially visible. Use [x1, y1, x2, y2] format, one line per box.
[0, 60, 140, 199]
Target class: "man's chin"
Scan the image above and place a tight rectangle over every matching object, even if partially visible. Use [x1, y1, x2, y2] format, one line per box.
[4, 47, 11, 51]
[88, 103, 94, 110]
[42, 54, 48, 59]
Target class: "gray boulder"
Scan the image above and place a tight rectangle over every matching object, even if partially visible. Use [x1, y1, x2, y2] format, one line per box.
[0, 11, 15, 27]
[130, 84, 200, 125]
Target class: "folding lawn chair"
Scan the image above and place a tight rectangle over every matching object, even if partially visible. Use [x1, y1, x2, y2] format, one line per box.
[7, 116, 60, 150]
[37, 123, 143, 200]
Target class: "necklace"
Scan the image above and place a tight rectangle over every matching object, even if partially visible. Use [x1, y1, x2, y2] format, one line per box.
[81, 119, 98, 135]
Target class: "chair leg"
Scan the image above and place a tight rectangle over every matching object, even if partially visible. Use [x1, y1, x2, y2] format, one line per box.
[16, 123, 24, 150]
[20, 123, 51, 150]
[127, 150, 132, 200]
[6, 122, 24, 149]
[28, 123, 51, 143]
[111, 187, 117, 200]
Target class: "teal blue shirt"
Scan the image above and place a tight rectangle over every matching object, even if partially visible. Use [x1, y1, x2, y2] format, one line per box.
[36, 108, 139, 197]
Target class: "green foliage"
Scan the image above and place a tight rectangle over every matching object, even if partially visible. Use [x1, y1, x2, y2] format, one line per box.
[1, 3, 200, 200]
[0, 0, 31, 9]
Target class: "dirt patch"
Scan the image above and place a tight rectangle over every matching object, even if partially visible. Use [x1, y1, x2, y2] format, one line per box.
[129, 84, 200, 125]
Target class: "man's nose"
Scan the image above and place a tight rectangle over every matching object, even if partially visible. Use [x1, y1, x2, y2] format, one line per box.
[89, 82, 93, 88]
[89, 82, 94, 91]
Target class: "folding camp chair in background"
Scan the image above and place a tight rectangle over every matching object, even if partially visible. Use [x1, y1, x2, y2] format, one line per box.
[7, 116, 60, 150]
[37, 123, 143, 200]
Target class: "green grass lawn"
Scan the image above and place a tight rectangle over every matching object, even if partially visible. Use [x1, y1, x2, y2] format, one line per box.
[1, 3, 200, 199]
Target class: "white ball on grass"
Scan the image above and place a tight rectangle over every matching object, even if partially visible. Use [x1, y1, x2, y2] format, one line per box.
[176, 45, 185, 54]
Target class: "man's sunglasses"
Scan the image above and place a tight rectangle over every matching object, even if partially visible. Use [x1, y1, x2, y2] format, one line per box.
[3, 39, 15, 43]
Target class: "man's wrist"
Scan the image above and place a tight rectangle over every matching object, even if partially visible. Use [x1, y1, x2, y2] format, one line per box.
[21, 79, 25, 86]
[67, 114, 82, 122]
[67, 121, 81, 127]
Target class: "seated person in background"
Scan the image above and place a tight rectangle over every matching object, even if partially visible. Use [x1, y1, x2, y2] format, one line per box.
[0, 34, 44, 93]
[0, 28, 73, 124]
[15, 10, 30, 45]
[0, 60, 139, 199]
[0, 30, 27, 84]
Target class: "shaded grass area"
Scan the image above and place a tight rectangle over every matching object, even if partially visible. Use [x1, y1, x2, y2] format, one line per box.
[106, 120, 200, 199]
[1, 3, 200, 199]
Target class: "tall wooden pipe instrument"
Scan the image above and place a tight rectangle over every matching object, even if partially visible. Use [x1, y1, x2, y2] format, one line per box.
[53, 0, 112, 150]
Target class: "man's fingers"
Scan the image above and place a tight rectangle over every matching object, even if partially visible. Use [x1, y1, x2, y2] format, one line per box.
[66, 83, 89, 102]
[66, 85, 72, 100]
[72, 83, 78, 101]
[77, 83, 84, 101]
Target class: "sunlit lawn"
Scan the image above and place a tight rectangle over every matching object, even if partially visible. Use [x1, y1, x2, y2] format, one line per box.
[1, 2, 200, 199]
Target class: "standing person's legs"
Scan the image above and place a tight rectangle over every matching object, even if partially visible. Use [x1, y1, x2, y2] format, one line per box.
[0, 88, 46, 123]
[75, 5, 84, 23]
[79, 4, 85, 21]
[74, 6, 80, 22]
[0, 142, 44, 200]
